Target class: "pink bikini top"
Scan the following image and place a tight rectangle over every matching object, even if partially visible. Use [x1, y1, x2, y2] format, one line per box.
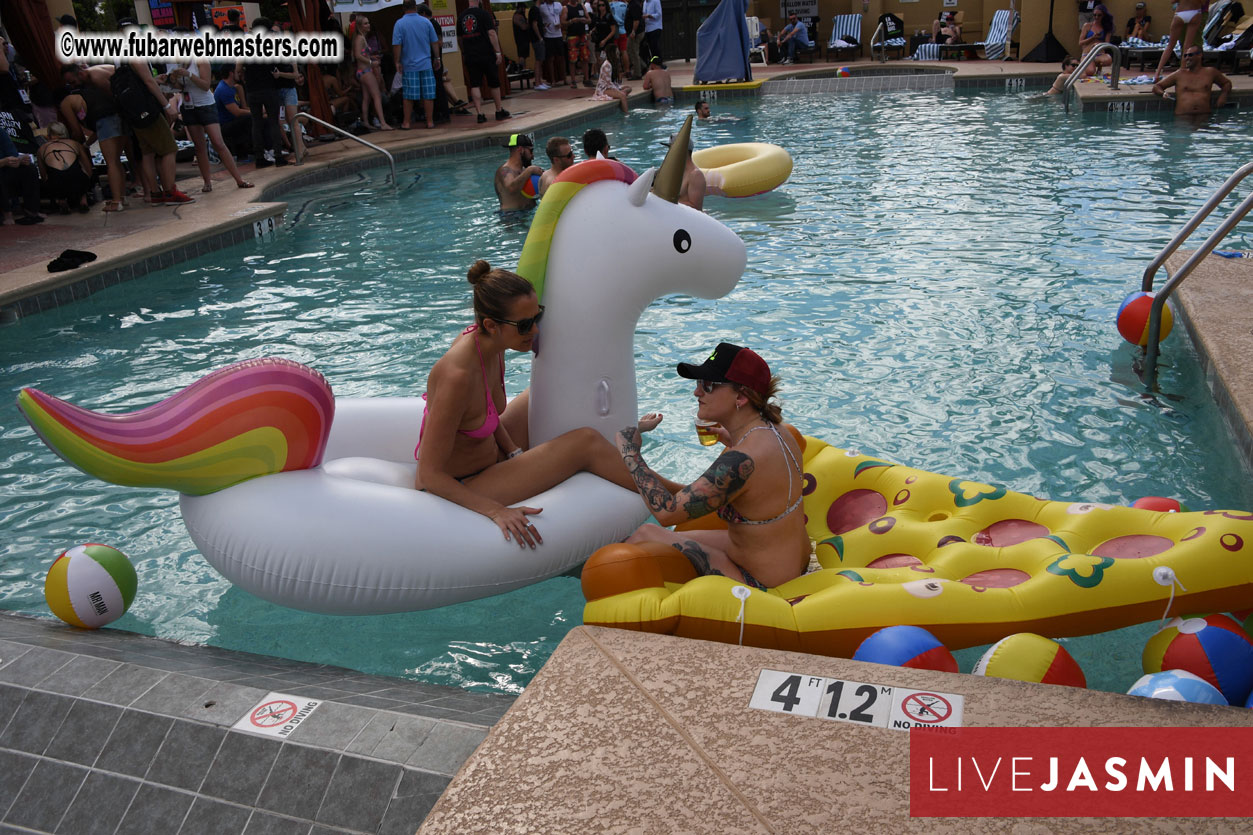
[414, 325, 504, 458]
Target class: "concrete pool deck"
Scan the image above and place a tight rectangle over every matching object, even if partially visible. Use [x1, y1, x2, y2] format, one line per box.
[3, 57, 1253, 833]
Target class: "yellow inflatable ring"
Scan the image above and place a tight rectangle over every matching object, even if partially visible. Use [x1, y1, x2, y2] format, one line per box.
[582, 436, 1253, 657]
[692, 142, 793, 198]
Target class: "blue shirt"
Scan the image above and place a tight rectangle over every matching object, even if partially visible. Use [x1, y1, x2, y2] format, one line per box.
[609, 0, 627, 29]
[783, 20, 810, 46]
[213, 80, 239, 125]
[393, 12, 440, 72]
[642, 0, 662, 32]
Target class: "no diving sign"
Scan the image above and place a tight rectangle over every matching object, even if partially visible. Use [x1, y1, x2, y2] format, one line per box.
[889, 689, 962, 730]
[233, 692, 322, 738]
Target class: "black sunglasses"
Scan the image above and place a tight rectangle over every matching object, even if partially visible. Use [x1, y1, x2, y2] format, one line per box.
[1184, 51, 1202, 57]
[697, 380, 729, 393]
[494, 305, 545, 334]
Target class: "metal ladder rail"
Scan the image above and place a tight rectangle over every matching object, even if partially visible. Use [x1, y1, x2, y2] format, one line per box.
[869, 22, 888, 63]
[1141, 162, 1253, 386]
[293, 113, 397, 188]
[1062, 42, 1121, 112]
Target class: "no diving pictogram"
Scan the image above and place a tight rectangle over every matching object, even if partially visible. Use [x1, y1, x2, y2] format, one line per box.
[250, 699, 298, 728]
[902, 692, 952, 724]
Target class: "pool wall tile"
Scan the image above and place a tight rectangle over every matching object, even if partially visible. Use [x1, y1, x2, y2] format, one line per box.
[179, 796, 253, 835]
[199, 732, 283, 806]
[255, 745, 339, 818]
[240, 810, 310, 835]
[115, 783, 195, 835]
[315, 755, 401, 832]
[44, 700, 123, 765]
[81, 664, 168, 706]
[377, 769, 450, 835]
[4, 759, 85, 831]
[147, 721, 227, 790]
[95, 710, 174, 778]
[54, 771, 141, 835]
[0, 684, 24, 735]
[0, 751, 37, 818]
[128, 673, 214, 715]
[404, 722, 488, 775]
[36, 655, 121, 697]
[286, 702, 374, 750]
[350, 714, 435, 761]
[191, 682, 270, 727]
[0, 690, 73, 755]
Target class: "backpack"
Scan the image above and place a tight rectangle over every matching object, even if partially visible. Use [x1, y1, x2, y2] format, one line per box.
[110, 64, 160, 127]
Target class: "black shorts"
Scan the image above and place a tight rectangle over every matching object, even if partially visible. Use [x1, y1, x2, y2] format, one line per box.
[516, 37, 531, 59]
[179, 103, 219, 126]
[544, 37, 564, 59]
[465, 56, 500, 88]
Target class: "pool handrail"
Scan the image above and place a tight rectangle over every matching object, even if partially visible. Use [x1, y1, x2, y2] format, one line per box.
[870, 21, 888, 63]
[1140, 160, 1253, 387]
[293, 113, 397, 188]
[1062, 43, 1121, 112]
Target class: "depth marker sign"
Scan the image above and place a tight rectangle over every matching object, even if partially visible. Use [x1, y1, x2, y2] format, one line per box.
[750, 670, 964, 731]
[233, 692, 323, 738]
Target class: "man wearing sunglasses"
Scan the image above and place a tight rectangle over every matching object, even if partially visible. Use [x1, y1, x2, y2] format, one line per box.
[495, 133, 543, 212]
[538, 135, 574, 196]
[1152, 47, 1231, 116]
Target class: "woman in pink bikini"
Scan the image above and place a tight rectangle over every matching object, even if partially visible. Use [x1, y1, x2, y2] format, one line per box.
[416, 260, 666, 549]
[614, 343, 811, 591]
[1156, 0, 1208, 83]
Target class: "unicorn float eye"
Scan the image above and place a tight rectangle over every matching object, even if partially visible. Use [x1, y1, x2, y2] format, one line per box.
[673, 229, 691, 253]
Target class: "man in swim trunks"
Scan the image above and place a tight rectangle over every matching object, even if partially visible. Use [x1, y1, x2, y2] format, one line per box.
[1153, 45, 1231, 115]
[641, 56, 672, 103]
[495, 133, 542, 211]
[539, 135, 574, 195]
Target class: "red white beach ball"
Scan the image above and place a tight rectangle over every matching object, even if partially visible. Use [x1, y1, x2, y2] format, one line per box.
[1116, 291, 1173, 346]
[1142, 615, 1253, 705]
[973, 633, 1087, 688]
[44, 544, 137, 629]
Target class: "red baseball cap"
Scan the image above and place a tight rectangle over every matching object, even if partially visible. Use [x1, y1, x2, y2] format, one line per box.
[676, 342, 771, 398]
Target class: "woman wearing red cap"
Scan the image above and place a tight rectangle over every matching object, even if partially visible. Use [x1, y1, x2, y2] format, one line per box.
[615, 343, 811, 590]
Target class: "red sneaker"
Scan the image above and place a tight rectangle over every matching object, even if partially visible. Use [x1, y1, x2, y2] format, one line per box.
[164, 189, 195, 204]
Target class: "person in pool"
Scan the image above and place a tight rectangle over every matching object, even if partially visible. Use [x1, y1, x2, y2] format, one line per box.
[416, 260, 676, 548]
[495, 133, 542, 211]
[615, 343, 811, 590]
[1045, 56, 1081, 95]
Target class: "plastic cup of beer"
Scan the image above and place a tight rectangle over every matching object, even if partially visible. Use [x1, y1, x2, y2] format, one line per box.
[695, 418, 721, 446]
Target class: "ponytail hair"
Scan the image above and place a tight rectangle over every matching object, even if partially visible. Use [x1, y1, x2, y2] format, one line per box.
[467, 260, 536, 325]
[737, 375, 783, 424]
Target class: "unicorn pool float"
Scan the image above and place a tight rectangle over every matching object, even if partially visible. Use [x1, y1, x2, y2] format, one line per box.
[18, 117, 748, 616]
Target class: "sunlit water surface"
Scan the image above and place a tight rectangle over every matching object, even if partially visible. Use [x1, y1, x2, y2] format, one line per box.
[3, 91, 1252, 695]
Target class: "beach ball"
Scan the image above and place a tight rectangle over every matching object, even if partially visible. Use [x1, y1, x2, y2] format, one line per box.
[44, 544, 137, 629]
[1142, 614, 1253, 705]
[521, 173, 540, 200]
[1132, 496, 1184, 512]
[853, 625, 958, 672]
[836, 66, 853, 77]
[973, 633, 1087, 688]
[1128, 669, 1227, 705]
[1116, 291, 1173, 346]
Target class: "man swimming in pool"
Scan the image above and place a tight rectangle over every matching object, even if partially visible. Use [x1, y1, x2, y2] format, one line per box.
[641, 56, 673, 103]
[1153, 46, 1231, 115]
[494, 133, 542, 211]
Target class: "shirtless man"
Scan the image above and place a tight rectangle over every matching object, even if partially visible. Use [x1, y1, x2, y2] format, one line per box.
[662, 133, 704, 211]
[538, 135, 574, 195]
[494, 133, 542, 211]
[1153, 47, 1231, 115]
[641, 55, 672, 103]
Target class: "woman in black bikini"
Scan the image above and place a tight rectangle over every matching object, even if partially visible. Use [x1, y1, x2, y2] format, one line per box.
[416, 260, 670, 549]
[615, 342, 811, 590]
[36, 122, 93, 213]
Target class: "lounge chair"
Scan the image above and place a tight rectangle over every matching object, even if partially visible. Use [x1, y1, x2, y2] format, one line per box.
[976, 9, 1020, 60]
[828, 14, 863, 61]
[747, 16, 767, 64]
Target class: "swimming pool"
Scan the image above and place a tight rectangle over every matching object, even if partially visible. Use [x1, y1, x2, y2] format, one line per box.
[3, 90, 1251, 695]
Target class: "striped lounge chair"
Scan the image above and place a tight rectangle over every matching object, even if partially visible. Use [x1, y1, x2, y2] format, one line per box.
[976, 9, 1020, 61]
[828, 14, 863, 61]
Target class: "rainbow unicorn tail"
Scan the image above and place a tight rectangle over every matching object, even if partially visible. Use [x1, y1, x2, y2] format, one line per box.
[17, 357, 335, 496]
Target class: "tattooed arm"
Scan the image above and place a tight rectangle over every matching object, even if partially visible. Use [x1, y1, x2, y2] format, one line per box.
[616, 427, 755, 527]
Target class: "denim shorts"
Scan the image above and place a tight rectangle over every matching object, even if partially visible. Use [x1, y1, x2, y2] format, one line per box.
[278, 87, 298, 107]
[95, 113, 123, 142]
[179, 103, 219, 126]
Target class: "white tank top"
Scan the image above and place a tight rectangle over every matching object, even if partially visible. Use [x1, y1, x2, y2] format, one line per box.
[184, 60, 216, 107]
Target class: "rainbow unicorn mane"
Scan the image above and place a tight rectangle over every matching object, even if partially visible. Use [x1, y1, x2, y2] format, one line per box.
[17, 357, 334, 496]
[515, 159, 637, 300]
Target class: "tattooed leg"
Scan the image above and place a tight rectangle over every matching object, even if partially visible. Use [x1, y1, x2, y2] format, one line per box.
[673, 539, 722, 577]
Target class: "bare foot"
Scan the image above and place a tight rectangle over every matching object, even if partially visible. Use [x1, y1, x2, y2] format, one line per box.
[381, 124, 395, 131]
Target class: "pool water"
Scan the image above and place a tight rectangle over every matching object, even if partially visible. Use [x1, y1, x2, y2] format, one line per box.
[3, 90, 1252, 696]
